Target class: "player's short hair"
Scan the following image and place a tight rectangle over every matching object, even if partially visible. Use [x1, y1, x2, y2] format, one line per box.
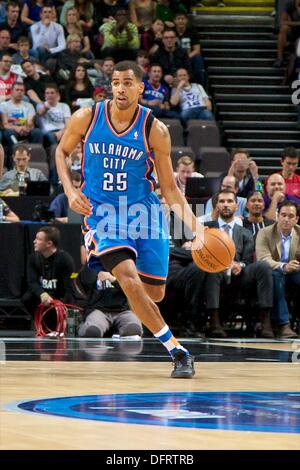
[114, 60, 144, 81]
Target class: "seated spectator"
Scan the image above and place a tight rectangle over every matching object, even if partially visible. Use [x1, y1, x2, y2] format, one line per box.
[0, 82, 43, 165]
[136, 49, 150, 78]
[12, 36, 37, 65]
[49, 171, 81, 223]
[273, 0, 300, 67]
[0, 28, 16, 55]
[198, 192, 243, 225]
[226, 148, 260, 198]
[205, 176, 248, 218]
[100, 9, 140, 62]
[0, 51, 19, 101]
[22, 59, 53, 106]
[21, 0, 56, 27]
[173, 155, 203, 196]
[204, 190, 273, 338]
[63, 64, 94, 113]
[55, 34, 92, 83]
[129, 0, 156, 33]
[22, 226, 75, 317]
[63, 7, 93, 57]
[279, 147, 300, 198]
[0, 143, 47, 193]
[151, 29, 191, 87]
[256, 201, 299, 338]
[60, 0, 94, 32]
[0, 2, 27, 46]
[93, 56, 114, 98]
[140, 63, 179, 119]
[140, 18, 164, 55]
[0, 196, 20, 221]
[174, 12, 205, 85]
[243, 191, 274, 240]
[263, 173, 300, 221]
[37, 83, 71, 147]
[77, 265, 143, 338]
[30, 5, 66, 65]
[170, 68, 213, 127]
[93, 86, 107, 103]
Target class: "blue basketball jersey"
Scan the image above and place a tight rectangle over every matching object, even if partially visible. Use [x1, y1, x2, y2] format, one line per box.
[82, 101, 156, 205]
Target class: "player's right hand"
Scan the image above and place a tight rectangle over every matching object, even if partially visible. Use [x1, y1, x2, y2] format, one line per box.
[68, 188, 93, 216]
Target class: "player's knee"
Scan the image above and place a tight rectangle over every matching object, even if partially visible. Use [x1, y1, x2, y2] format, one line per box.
[147, 285, 165, 302]
[119, 275, 141, 297]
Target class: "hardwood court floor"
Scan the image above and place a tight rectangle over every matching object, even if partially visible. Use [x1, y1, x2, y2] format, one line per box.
[0, 338, 299, 450]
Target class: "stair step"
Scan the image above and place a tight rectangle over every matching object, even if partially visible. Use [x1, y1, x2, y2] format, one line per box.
[193, 14, 274, 25]
[227, 138, 300, 148]
[205, 57, 275, 67]
[218, 102, 295, 113]
[205, 48, 277, 58]
[225, 129, 300, 139]
[199, 31, 274, 40]
[222, 120, 298, 129]
[219, 111, 297, 121]
[210, 75, 283, 85]
[208, 66, 284, 76]
[212, 84, 289, 94]
[245, 148, 286, 157]
[198, 24, 274, 32]
[215, 93, 290, 102]
[201, 39, 276, 48]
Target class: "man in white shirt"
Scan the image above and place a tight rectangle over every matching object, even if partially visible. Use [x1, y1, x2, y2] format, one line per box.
[0, 81, 43, 166]
[30, 5, 66, 65]
[170, 68, 214, 127]
[37, 83, 71, 147]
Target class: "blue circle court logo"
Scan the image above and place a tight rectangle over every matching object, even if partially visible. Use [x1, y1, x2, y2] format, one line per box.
[16, 392, 300, 433]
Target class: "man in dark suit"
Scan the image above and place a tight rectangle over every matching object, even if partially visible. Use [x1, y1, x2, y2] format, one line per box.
[204, 190, 273, 338]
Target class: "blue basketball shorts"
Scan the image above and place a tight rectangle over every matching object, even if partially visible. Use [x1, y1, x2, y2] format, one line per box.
[82, 192, 170, 284]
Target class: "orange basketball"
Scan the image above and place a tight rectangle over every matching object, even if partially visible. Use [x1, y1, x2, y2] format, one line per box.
[191, 228, 235, 273]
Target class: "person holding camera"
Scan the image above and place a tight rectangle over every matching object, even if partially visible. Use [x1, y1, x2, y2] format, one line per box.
[226, 148, 261, 199]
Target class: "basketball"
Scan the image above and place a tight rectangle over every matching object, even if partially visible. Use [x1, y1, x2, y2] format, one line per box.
[192, 228, 235, 273]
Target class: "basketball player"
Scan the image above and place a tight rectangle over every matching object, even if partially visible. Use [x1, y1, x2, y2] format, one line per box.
[56, 61, 204, 378]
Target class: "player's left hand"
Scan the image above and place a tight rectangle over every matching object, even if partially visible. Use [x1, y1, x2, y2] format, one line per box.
[68, 188, 93, 216]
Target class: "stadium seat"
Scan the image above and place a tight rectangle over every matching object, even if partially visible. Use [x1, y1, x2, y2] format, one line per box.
[187, 120, 220, 154]
[197, 147, 230, 176]
[161, 119, 184, 146]
[30, 161, 50, 179]
[170, 146, 195, 170]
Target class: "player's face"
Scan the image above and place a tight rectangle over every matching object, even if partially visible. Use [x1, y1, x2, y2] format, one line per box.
[111, 70, 144, 110]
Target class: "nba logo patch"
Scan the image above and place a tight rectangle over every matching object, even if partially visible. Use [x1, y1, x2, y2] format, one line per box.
[133, 131, 138, 140]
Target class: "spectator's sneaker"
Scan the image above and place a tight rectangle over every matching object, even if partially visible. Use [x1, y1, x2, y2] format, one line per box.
[171, 352, 195, 378]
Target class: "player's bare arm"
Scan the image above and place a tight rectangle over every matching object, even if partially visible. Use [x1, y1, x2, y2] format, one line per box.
[150, 118, 203, 236]
[55, 108, 93, 216]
